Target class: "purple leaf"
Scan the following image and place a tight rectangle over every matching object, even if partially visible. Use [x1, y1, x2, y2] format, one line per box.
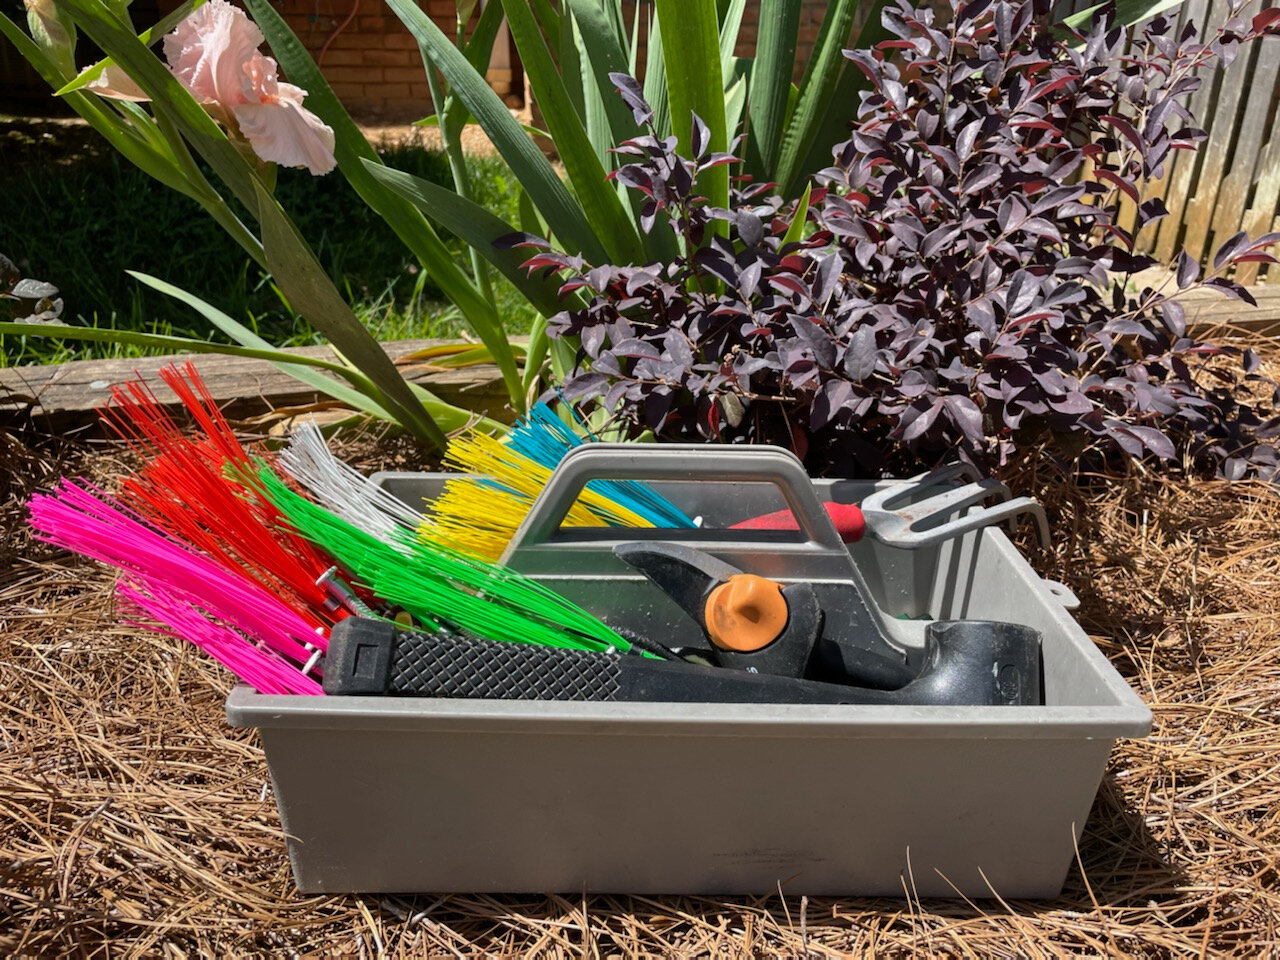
[1108, 421, 1176, 459]
[1101, 114, 1144, 155]
[1204, 277, 1258, 305]
[902, 399, 943, 442]
[609, 72, 653, 126]
[845, 325, 878, 381]
[943, 395, 984, 442]
[581, 324, 606, 358]
[956, 118, 984, 159]
[737, 211, 764, 247]
[690, 113, 710, 158]
[1048, 392, 1093, 415]
[1213, 231, 1250, 270]
[1176, 250, 1199, 288]
[1006, 271, 1039, 316]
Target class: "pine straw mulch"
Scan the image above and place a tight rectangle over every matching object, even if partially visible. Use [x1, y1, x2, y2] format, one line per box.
[3, 388, 1280, 957]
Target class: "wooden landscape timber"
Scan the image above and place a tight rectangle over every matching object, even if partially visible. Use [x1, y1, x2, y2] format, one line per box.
[1149, 276, 1280, 336]
[0, 338, 514, 433]
[1, 285, 1277, 431]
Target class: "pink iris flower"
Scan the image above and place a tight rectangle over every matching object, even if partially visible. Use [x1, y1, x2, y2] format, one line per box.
[88, 0, 336, 175]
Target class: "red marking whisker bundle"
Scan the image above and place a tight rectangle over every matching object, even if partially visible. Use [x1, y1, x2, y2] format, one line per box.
[101, 363, 338, 626]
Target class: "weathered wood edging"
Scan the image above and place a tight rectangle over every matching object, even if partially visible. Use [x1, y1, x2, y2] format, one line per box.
[2, 286, 1278, 431]
[0, 339, 510, 431]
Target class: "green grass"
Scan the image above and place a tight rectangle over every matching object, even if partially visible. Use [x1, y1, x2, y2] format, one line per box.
[0, 123, 538, 366]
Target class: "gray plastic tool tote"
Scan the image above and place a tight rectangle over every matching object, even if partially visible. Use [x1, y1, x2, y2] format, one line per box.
[226, 445, 1151, 899]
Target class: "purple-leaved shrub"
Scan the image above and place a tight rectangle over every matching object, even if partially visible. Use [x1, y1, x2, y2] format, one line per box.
[523, 0, 1280, 478]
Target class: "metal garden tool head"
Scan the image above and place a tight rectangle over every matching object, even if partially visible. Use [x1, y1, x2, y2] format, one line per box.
[859, 463, 1051, 549]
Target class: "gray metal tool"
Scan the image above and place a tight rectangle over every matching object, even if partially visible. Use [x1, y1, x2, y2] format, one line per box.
[859, 463, 1051, 549]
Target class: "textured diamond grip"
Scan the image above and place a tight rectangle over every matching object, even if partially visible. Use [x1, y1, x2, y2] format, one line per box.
[388, 628, 623, 701]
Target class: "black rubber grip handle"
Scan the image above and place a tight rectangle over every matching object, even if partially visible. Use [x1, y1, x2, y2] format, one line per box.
[324, 618, 865, 703]
[322, 618, 1043, 706]
[323, 617, 620, 699]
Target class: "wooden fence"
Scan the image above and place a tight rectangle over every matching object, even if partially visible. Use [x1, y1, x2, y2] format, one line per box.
[1092, 0, 1280, 282]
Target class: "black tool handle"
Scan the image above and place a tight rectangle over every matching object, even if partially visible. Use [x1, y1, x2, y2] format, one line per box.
[323, 617, 620, 699]
[322, 618, 1043, 706]
[324, 618, 874, 704]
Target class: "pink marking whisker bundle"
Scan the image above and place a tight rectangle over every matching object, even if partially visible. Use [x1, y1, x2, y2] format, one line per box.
[28, 478, 324, 695]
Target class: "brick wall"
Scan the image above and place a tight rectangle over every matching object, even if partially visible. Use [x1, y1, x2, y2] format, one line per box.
[270, 0, 505, 120]
[1, 1, 846, 121]
[738, 0, 846, 80]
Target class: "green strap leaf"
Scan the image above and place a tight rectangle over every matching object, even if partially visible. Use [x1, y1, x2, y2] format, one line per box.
[786, 7, 894, 196]
[365, 162, 570, 318]
[241, 0, 523, 412]
[579, 30, 612, 174]
[54, 0, 205, 96]
[0, 321, 500, 434]
[654, 0, 728, 221]
[718, 0, 748, 85]
[724, 66, 749, 147]
[0, 320, 355, 374]
[523, 315, 550, 396]
[528, 0, 562, 41]
[251, 178, 448, 451]
[746, 0, 801, 181]
[126, 270, 376, 384]
[781, 182, 812, 248]
[420, 35, 494, 304]
[557, 3, 586, 122]
[1062, 0, 1183, 30]
[499, 0, 642, 265]
[406, 382, 508, 436]
[0, 319, 398, 423]
[643, 6, 670, 138]
[439, 0, 506, 142]
[566, 0, 641, 156]
[565, 0, 677, 262]
[58, 0, 260, 213]
[384, 0, 608, 264]
[774, 0, 860, 197]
